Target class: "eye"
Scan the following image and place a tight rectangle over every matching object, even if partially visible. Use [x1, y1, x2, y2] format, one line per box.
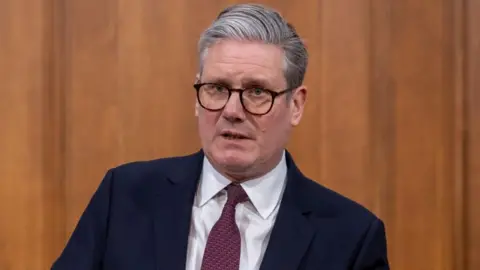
[244, 88, 270, 100]
[214, 85, 225, 91]
[204, 83, 227, 93]
[253, 88, 264, 95]
[246, 87, 268, 96]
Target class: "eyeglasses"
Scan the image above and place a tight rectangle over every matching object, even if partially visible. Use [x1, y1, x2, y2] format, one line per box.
[193, 83, 293, 116]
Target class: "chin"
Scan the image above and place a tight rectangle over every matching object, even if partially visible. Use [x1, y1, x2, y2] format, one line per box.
[211, 146, 257, 173]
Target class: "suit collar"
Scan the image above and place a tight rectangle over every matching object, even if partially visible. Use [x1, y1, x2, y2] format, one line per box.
[160, 148, 311, 212]
[163, 149, 205, 186]
[259, 150, 316, 270]
[150, 149, 317, 270]
[150, 150, 204, 270]
[283, 150, 315, 214]
[196, 150, 288, 220]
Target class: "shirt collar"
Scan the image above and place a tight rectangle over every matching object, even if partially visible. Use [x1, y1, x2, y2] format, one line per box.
[196, 151, 288, 220]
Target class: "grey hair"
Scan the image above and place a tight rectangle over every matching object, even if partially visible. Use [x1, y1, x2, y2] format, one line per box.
[197, 3, 308, 89]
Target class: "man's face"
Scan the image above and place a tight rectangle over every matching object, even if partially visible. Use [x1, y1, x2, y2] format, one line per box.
[196, 39, 306, 180]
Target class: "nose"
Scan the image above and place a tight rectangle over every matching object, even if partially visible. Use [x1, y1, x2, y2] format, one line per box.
[222, 91, 246, 122]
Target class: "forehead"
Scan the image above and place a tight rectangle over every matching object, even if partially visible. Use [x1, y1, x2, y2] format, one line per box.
[202, 39, 286, 86]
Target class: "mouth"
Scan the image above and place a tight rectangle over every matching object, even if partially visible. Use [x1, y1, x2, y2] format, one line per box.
[221, 131, 250, 140]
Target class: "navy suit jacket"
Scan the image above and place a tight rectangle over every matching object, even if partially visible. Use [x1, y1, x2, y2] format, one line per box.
[52, 150, 389, 270]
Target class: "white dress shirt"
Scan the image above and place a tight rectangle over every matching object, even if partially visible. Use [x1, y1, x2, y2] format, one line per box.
[185, 151, 288, 270]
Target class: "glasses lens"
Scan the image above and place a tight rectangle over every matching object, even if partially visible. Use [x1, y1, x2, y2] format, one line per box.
[242, 88, 273, 114]
[198, 84, 229, 110]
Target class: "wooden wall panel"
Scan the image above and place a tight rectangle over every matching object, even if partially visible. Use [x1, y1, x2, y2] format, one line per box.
[466, 0, 480, 268]
[388, 0, 458, 269]
[64, 0, 124, 237]
[452, 0, 467, 267]
[63, 0, 203, 236]
[62, 1, 463, 270]
[314, 0, 375, 209]
[0, 0, 477, 269]
[0, 0, 64, 269]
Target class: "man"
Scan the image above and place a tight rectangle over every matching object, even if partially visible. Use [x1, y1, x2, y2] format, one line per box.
[52, 3, 389, 270]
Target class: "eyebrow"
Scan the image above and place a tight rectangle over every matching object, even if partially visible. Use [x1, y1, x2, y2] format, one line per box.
[204, 76, 273, 88]
[240, 77, 272, 88]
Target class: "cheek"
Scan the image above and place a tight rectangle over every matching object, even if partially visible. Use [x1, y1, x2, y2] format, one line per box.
[259, 121, 279, 140]
[256, 111, 289, 144]
[198, 111, 219, 138]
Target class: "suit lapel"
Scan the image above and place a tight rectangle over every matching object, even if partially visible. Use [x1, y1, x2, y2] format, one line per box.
[260, 151, 316, 270]
[146, 150, 318, 270]
[259, 201, 315, 270]
[149, 150, 204, 270]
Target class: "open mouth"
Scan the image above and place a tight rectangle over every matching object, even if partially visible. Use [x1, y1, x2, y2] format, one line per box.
[221, 131, 249, 140]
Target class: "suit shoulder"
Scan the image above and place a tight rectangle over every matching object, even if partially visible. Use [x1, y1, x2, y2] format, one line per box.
[112, 153, 193, 172]
[300, 176, 379, 222]
[106, 151, 202, 187]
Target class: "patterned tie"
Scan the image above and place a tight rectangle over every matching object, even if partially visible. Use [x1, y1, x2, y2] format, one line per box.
[200, 184, 249, 270]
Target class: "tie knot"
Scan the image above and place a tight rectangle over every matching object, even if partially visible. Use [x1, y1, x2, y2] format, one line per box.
[226, 184, 248, 206]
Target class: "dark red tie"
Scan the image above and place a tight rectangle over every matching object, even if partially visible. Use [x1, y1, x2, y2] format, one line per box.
[200, 184, 249, 270]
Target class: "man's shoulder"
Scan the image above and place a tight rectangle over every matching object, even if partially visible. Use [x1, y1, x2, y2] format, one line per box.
[114, 151, 198, 172]
[297, 175, 379, 224]
[290, 175, 388, 266]
[105, 150, 202, 188]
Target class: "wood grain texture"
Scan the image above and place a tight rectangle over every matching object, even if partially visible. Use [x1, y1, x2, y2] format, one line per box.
[42, 0, 67, 265]
[466, 0, 480, 268]
[0, 0, 62, 269]
[369, 0, 395, 235]
[63, 0, 204, 234]
[0, 0, 476, 269]
[64, 0, 123, 237]
[316, 0, 376, 210]
[452, 0, 467, 269]
[386, 0, 459, 268]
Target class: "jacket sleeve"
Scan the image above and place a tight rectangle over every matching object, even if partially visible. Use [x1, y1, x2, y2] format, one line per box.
[352, 218, 390, 270]
[51, 169, 114, 270]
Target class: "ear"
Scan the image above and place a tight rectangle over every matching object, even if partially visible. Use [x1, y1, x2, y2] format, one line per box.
[195, 101, 199, 117]
[194, 73, 201, 117]
[290, 86, 307, 126]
